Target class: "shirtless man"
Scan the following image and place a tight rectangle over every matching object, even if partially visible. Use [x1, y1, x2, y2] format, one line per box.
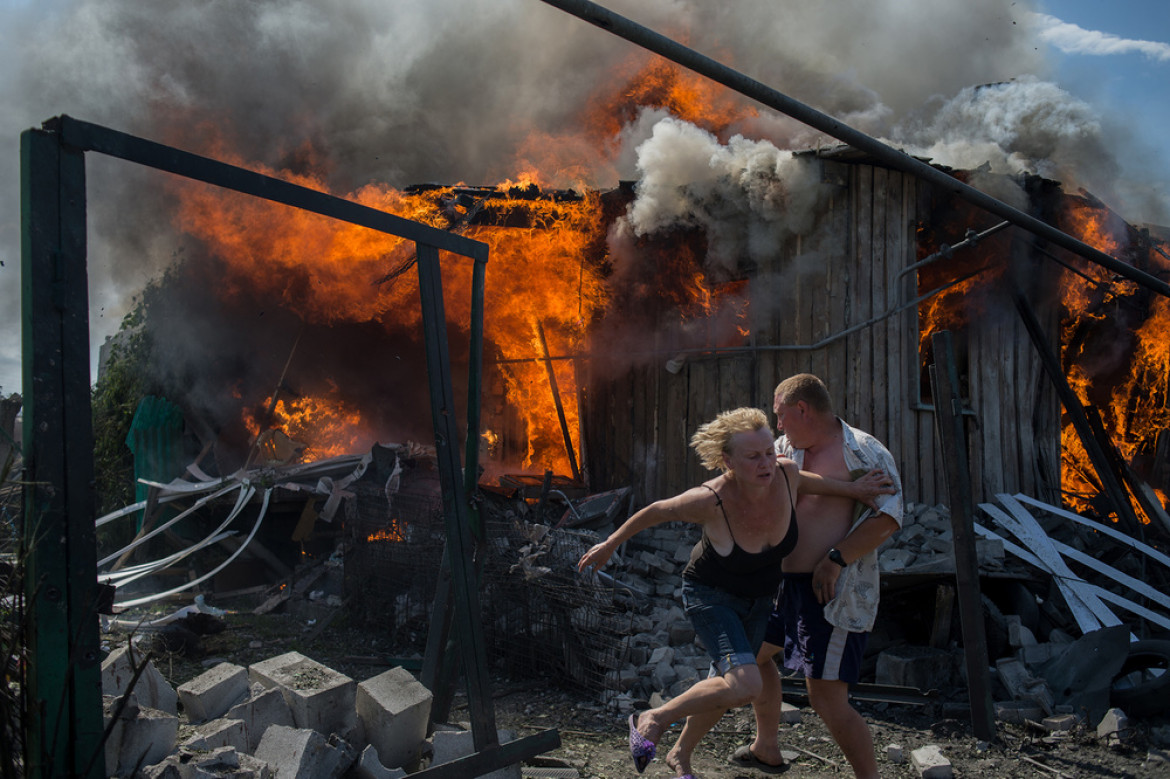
[731, 373, 903, 778]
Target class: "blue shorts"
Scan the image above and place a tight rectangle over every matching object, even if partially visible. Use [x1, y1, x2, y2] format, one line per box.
[765, 573, 868, 683]
[682, 580, 773, 675]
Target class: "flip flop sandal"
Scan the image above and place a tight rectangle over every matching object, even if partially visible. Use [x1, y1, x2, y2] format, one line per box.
[628, 713, 656, 773]
[730, 744, 789, 774]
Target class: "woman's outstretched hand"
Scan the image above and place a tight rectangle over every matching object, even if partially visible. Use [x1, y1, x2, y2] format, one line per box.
[853, 468, 895, 509]
[578, 540, 616, 573]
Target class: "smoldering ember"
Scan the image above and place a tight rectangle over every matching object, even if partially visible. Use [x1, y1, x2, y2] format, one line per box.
[7, 2, 1170, 779]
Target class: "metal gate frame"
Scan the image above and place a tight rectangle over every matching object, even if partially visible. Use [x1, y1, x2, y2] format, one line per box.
[20, 114, 557, 777]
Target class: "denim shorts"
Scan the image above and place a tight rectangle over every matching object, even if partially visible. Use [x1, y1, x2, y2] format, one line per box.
[681, 580, 774, 675]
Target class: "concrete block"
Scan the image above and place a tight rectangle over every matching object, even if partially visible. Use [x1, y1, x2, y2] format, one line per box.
[648, 646, 674, 665]
[875, 645, 953, 690]
[651, 662, 679, 690]
[356, 666, 433, 771]
[227, 683, 296, 753]
[995, 700, 1044, 724]
[910, 744, 953, 778]
[878, 548, 916, 572]
[996, 658, 1055, 715]
[975, 537, 1005, 568]
[1097, 707, 1129, 746]
[780, 702, 801, 724]
[903, 553, 955, 574]
[145, 745, 272, 778]
[431, 729, 520, 779]
[178, 662, 250, 723]
[1006, 615, 1037, 648]
[182, 717, 249, 753]
[104, 697, 179, 778]
[102, 645, 178, 715]
[250, 652, 356, 736]
[668, 623, 695, 646]
[354, 745, 408, 779]
[254, 724, 352, 779]
[886, 743, 905, 764]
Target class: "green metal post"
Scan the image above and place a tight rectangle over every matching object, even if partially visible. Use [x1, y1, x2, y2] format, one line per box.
[463, 257, 487, 537]
[21, 126, 105, 778]
[415, 244, 497, 750]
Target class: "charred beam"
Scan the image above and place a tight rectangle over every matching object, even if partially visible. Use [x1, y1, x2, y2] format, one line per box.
[535, 320, 581, 482]
[1010, 284, 1144, 536]
[928, 331, 996, 742]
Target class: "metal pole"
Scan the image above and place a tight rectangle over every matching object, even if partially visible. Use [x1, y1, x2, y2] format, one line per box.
[415, 244, 498, 749]
[537, 0, 1170, 300]
[21, 127, 105, 778]
[464, 258, 487, 537]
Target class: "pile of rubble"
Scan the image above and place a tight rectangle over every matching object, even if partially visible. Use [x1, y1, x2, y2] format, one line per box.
[584, 496, 1169, 731]
[101, 647, 511, 779]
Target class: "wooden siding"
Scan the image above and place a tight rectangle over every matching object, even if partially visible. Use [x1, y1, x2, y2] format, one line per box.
[579, 158, 1061, 511]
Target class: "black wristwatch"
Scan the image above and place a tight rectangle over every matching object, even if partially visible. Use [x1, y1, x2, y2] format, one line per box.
[828, 548, 847, 567]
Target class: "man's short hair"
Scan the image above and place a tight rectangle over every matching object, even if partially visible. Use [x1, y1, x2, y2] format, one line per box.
[774, 373, 833, 414]
[690, 407, 769, 472]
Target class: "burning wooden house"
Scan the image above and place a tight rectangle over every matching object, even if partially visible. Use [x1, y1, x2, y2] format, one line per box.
[103, 138, 1170, 544]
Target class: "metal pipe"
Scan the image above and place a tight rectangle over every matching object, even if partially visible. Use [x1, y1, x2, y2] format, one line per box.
[537, 0, 1170, 299]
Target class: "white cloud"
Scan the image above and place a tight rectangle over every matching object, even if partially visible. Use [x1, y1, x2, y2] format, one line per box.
[1031, 12, 1170, 61]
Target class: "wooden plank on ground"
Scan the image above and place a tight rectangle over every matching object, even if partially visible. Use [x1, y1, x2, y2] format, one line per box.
[978, 500, 1119, 632]
[972, 520, 1099, 634]
[1010, 493, 1170, 568]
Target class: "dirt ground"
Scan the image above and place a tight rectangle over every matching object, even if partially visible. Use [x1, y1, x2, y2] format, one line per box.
[117, 608, 1170, 779]
[487, 686, 1170, 779]
[479, 681, 1170, 779]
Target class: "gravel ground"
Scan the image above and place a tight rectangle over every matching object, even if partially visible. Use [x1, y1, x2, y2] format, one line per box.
[118, 608, 1170, 779]
[478, 680, 1170, 779]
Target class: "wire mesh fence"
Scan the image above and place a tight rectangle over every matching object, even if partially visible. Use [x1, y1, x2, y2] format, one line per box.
[344, 471, 630, 695]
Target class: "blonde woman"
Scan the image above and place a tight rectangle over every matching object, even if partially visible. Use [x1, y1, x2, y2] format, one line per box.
[578, 407, 891, 778]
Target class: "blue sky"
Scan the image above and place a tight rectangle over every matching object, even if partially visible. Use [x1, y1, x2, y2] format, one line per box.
[1034, 0, 1170, 213]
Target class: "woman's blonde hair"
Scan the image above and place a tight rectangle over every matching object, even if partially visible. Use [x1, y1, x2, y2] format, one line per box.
[690, 407, 770, 472]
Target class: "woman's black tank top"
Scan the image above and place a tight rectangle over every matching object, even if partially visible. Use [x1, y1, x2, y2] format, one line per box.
[682, 467, 798, 598]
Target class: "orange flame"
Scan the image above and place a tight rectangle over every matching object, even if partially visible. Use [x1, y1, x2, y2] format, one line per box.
[916, 192, 1170, 523]
[243, 394, 370, 463]
[1055, 199, 1170, 523]
[158, 54, 758, 478]
[367, 518, 407, 543]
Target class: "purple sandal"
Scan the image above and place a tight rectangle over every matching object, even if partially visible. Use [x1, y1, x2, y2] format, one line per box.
[627, 714, 655, 773]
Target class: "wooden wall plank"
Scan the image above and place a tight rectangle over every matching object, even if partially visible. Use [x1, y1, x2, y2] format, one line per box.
[914, 177, 939, 506]
[842, 164, 872, 422]
[659, 366, 690, 503]
[876, 171, 901, 486]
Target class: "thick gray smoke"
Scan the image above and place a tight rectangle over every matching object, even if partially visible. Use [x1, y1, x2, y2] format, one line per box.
[0, 0, 1164, 396]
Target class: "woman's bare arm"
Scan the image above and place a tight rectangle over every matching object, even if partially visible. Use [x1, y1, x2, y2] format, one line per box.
[578, 486, 712, 572]
[797, 468, 894, 509]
